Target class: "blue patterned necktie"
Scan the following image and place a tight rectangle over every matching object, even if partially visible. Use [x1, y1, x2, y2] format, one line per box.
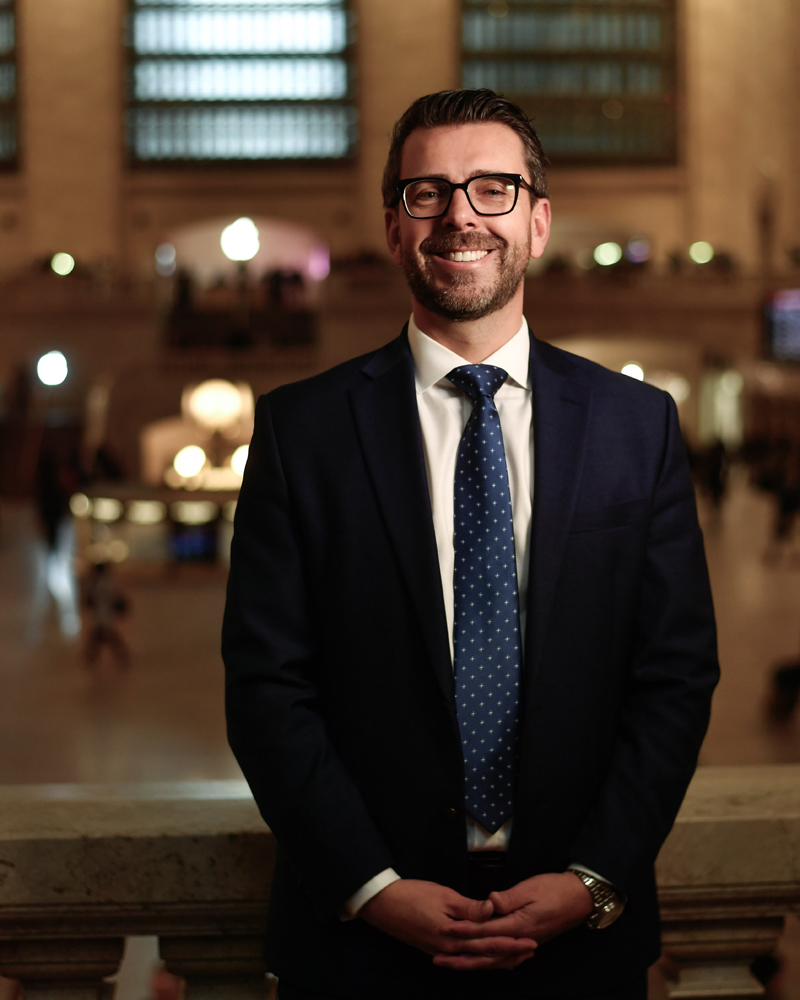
[447, 364, 522, 834]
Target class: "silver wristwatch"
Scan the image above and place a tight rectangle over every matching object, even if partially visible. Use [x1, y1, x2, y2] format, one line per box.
[567, 869, 625, 930]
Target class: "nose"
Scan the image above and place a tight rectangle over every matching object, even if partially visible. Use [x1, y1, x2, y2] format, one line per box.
[440, 186, 479, 230]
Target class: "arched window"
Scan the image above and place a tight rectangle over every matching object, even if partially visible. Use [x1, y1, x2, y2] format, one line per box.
[0, 0, 15, 167]
[462, 0, 677, 164]
[125, 0, 355, 163]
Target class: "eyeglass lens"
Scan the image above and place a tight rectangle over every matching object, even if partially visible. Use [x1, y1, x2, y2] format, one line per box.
[403, 176, 518, 218]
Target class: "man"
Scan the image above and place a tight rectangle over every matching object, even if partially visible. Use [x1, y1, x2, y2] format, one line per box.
[223, 90, 719, 1000]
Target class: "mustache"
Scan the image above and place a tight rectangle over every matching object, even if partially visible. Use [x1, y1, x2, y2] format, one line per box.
[418, 233, 507, 254]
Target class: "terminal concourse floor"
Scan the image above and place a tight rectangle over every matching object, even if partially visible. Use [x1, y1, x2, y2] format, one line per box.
[0, 467, 799, 785]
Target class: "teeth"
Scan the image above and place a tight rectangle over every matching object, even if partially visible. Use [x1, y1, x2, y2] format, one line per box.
[445, 250, 489, 262]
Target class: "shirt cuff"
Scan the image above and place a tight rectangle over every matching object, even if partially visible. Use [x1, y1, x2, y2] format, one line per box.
[340, 868, 402, 921]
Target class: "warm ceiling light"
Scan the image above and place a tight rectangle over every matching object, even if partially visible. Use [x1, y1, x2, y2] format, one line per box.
[173, 445, 207, 479]
[37, 350, 68, 386]
[51, 252, 75, 276]
[220, 217, 259, 262]
[187, 380, 243, 430]
[689, 241, 714, 264]
[621, 363, 644, 381]
[92, 497, 124, 523]
[230, 444, 249, 477]
[128, 500, 167, 525]
[594, 242, 622, 266]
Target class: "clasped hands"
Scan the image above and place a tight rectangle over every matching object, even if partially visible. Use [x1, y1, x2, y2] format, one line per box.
[360, 872, 593, 972]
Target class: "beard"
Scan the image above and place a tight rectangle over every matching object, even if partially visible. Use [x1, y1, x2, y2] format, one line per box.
[399, 230, 531, 322]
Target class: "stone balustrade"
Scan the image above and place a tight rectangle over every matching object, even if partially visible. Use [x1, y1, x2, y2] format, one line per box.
[0, 766, 798, 1000]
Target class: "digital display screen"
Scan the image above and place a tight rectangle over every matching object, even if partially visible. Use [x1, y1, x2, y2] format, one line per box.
[766, 289, 800, 361]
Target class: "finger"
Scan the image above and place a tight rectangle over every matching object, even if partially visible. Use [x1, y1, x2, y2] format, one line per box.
[436, 936, 536, 956]
[489, 886, 528, 915]
[476, 913, 531, 937]
[433, 949, 536, 971]
[447, 896, 494, 922]
[434, 933, 534, 956]
[446, 918, 502, 938]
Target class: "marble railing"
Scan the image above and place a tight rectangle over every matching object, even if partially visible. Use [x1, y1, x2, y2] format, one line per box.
[0, 767, 798, 1000]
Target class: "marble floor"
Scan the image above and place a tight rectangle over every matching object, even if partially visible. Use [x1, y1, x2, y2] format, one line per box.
[1, 468, 799, 785]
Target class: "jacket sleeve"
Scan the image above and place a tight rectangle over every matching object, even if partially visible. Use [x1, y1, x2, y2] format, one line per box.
[567, 392, 719, 894]
[222, 394, 396, 920]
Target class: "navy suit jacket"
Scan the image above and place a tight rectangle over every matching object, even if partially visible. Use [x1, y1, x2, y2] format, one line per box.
[223, 329, 719, 999]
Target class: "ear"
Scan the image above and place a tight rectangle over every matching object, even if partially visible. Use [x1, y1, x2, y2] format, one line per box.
[385, 207, 404, 266]
[529, 198, 551, 260]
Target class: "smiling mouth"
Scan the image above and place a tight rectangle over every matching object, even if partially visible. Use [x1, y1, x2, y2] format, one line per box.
[437, 250, 491, 262]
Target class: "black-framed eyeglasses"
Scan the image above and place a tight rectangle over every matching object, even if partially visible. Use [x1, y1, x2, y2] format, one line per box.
[397, 173, 534, 219]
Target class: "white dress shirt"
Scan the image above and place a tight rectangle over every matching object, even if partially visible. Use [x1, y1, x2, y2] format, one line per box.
[342, 318, 616, 919]
[343, 317, 532, 918]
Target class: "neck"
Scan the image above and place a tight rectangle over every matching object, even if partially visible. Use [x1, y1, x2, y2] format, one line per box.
[411, 287, 524, 363]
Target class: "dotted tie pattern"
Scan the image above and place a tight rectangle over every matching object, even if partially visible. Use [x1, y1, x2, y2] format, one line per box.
[447, 364, 522, 834]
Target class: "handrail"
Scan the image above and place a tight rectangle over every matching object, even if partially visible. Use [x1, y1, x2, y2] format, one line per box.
[0, 767, 798, 999]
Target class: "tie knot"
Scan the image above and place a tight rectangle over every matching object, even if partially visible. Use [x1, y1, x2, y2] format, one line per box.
[447, 364, 509, 402]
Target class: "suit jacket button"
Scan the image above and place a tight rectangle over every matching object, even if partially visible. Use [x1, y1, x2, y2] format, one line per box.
[444, 806, 459, 822]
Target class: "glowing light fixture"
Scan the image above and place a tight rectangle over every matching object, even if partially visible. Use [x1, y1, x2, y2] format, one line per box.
[308, 245, 330, 281]
[621, 363, 644, 381]
[128, 499, 167, 525]
[171, 500, 219, 526]
[69, 493, 92, 518]
[188, 380, 243, 430]
[173, 445, 207, 479]
[92, 497, 124, 523]
[37, 350, 68, 386]
[624, 238, 650, 264]
[594, 242, 622, 267]
[231, 444, 249, 477]
[51, 253, 75, 276]
[221, 217, 260, 262]
[155, 243, 177, 277]
[665, 376, 690, 403]
[689, 241, 714, 264]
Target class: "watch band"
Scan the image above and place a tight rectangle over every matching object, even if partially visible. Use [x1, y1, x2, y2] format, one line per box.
[567, 868, 624, 930]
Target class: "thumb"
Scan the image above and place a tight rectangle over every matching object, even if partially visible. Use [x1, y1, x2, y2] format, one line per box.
[489, 885, 527, 915]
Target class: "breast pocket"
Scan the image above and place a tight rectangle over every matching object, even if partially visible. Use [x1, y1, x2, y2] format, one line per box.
[569, 497, 650, 534]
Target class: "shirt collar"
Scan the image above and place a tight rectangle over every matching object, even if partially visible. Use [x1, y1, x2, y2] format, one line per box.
[408, 315, 530, 394]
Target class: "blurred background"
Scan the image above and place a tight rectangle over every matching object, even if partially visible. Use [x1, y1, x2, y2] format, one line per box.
[1, 0, 800, 995]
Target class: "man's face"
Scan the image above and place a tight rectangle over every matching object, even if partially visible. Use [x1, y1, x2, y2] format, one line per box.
[385, 122, 550, 322]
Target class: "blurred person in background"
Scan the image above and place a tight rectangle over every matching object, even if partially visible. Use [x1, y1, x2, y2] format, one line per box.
[83, 560, 130, 668]
[32, 445, 81, 637]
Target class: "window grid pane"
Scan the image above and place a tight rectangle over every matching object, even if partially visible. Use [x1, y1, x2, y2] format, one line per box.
[461, 0, 676, 164]
[0, 0, 15, 167]
[127, 0, 354, 163]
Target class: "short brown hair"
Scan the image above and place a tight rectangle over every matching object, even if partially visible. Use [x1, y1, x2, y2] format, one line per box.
[382, 89, 549, 208]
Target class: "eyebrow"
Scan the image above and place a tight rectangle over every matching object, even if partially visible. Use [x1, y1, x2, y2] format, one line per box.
[411, 169, 515, 181]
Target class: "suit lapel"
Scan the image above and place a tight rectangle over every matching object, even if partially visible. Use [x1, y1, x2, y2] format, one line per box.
[349, 333, 455, 709]
[525, 334, 593, 680]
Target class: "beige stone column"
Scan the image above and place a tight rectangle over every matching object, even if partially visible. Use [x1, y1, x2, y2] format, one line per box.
[19, 0, 123, 265]
[354, 0, 459, 256]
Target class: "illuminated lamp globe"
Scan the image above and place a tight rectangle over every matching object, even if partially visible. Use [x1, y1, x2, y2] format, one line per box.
[173, 445, 207, 479]
[37, 350, 68, 386]
[51, 253, 75, 276]
[594, 242, 622, 267]
[221, 217, 260, 262]
[188, 379, 243, 430]
[621, 363, 644, 381]
[231, 444, 249, 477]
[689, 241, 714, 264]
